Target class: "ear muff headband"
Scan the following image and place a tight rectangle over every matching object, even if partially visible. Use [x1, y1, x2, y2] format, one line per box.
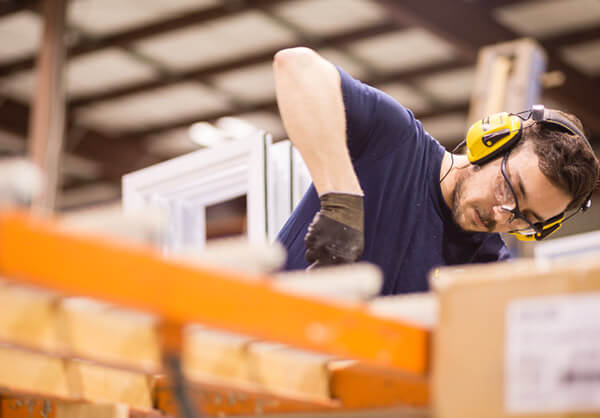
[533, 105, 594, 225]
[532, 105, 593, 150]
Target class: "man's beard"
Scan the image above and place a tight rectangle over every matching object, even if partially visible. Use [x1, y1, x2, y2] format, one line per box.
[451, 170, 468, 228]
[451, 167, 496, 232]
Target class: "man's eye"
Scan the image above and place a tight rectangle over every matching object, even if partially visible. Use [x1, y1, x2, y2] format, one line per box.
[524, 212, 539, 224]
[502, 181, 514, 201]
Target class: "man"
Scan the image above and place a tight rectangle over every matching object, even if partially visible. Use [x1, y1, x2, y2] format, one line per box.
[273, 47, 600, 295]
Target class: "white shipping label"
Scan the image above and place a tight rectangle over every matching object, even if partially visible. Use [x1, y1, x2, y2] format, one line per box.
[505, 292, 600, 414]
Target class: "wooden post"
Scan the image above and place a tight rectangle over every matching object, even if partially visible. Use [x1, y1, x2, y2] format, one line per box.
[28, 0, 67, 213]
[468, 38, 547, 124]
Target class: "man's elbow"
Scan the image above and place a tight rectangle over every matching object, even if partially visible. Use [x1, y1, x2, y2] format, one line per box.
[273, 47, 318, 71]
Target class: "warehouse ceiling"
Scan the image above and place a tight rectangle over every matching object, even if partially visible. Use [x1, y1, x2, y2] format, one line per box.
[0, 0, 599, 211]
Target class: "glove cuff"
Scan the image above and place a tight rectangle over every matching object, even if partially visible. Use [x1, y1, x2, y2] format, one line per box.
[319, 192, 364, 231]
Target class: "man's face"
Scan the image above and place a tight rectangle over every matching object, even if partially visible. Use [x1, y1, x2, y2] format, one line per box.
[451, 143, 572, 233]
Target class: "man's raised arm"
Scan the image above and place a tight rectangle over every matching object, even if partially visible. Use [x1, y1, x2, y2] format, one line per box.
[273, 47, 362, 196]
[273, 47, 364, 268]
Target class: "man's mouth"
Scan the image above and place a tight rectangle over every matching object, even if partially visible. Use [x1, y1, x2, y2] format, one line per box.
[473, 208, 484, 228]
[474, 207, 494, 231]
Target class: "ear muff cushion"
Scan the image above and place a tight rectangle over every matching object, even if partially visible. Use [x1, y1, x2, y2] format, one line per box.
[466, 113, 523, 165]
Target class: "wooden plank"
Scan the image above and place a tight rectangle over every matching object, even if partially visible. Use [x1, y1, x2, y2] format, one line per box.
[0, 282, 61, 351]
[0, 210, 429, 374]
[273, 263, 382, 302]
[368, 293, 437, 329]
[65, 361, 153, 411]
[247, 343, 335, 402]
[58, 298, 161, 371]
[59, 209, 166, 248]
[182, 237, 286, 275]
[0, 347, 70, 399]
[183, 327, 256, 387]
[187, 330, 428, 408]
[0, 348, 152, 412]
[0, 286, 162, 372]
[55, 402, 128, 418]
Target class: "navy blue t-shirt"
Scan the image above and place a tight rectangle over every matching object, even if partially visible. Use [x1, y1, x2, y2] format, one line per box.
[277, 68, 510, 295]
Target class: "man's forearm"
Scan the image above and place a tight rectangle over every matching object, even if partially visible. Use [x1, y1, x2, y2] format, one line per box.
[273, 47, 363, 196]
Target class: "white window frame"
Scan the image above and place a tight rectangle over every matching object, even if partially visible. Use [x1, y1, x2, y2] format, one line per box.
[269, 140, 312, 240]
[122, 131, 274, 253]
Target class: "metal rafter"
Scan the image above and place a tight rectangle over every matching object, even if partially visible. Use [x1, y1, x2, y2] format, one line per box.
[0, 97, 160, 182]
[0, 97, 29, 135]
[474, 0, 534, 8]
[88, 58, 470, 140]
[541, 26, 600, 48]
[69, 20, 401, 108]
[108, 100, 279, 139]
[0, 1, 473, 186]
[375, 0, 600, 137]
[413, 103, 469, 121]
[0, 0, 37, 17]
[2, 0, 597, 202]
[367, 60, 471, 87]
[68, 129, 162, 181]
[375, 0, 515, 61]
[1, 56, 470, 185]
[0, 14, 408, 185]
[0, 0, 296, 77]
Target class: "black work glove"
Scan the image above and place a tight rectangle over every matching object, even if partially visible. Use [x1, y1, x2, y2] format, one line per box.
[305, 192, 364, 269]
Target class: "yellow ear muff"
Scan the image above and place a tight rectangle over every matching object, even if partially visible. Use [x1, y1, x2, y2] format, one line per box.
[466, 112, 523, 165]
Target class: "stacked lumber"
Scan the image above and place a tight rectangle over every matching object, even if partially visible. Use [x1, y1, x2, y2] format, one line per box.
[0, 209, 433, 417]
[0, 277, 432, 417]
[0, 280, 155, 411]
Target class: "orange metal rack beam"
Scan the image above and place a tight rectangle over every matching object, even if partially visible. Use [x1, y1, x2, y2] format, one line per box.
[0, 210, 429, 375]
[154, 366, 429, 415]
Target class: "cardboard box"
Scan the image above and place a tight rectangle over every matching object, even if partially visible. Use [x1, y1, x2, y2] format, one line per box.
[432, 257, 600, 418]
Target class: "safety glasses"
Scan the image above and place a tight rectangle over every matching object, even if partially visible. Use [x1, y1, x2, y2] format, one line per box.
[498, 151, 543, 235]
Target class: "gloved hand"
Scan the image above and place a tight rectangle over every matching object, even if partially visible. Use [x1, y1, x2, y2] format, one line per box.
[305, 192, 364, 269]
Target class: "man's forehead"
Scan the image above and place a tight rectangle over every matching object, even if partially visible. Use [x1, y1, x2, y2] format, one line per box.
[509, 145, 539, 178]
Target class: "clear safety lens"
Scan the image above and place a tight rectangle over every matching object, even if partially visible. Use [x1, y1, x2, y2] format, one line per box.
[500, 174, 516, 208]
[500, 204, 531, 230]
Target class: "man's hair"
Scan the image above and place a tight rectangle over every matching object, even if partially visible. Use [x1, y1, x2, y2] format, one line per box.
[519, 110, 600, 212]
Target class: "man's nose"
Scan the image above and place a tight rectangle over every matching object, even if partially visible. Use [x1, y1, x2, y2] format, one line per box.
[492, 205, 513, 225]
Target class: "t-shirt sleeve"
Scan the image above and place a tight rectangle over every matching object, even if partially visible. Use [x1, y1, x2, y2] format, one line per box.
[338, 67, 420, 161]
